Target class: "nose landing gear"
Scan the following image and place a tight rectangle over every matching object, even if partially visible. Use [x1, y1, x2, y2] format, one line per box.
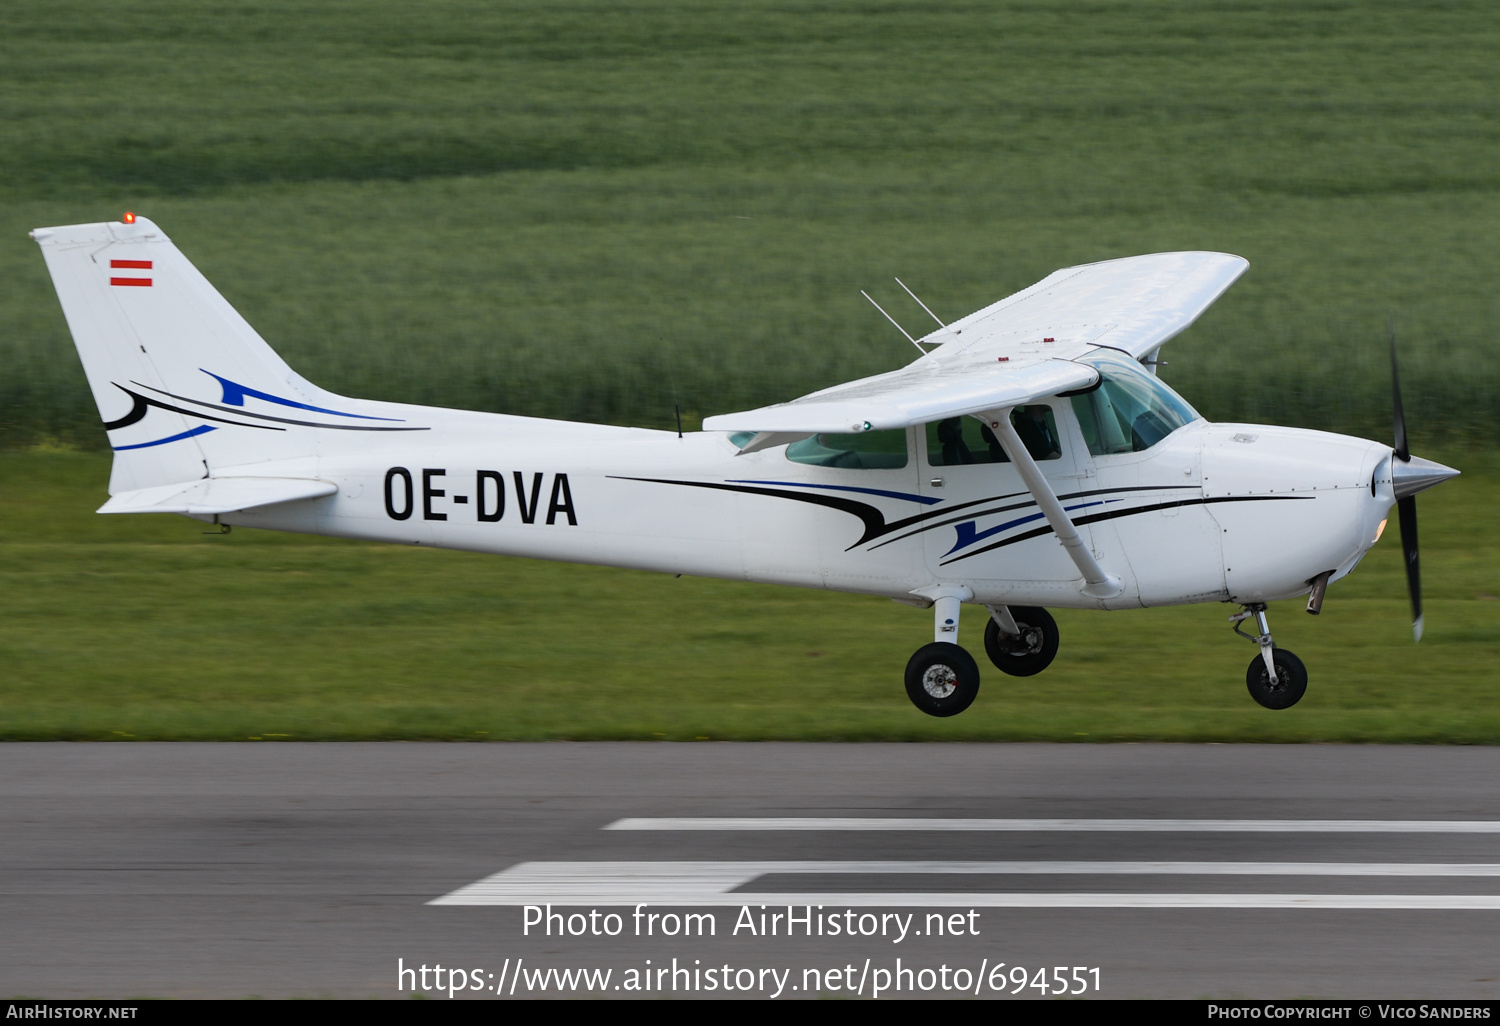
[1231, 603, 1308, 709]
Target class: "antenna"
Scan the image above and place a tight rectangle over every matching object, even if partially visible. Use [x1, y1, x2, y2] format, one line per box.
[861, 290, 930, 358]
[894, 277, 947, 328]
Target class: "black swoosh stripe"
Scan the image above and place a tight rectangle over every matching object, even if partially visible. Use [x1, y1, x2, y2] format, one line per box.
[610, 476, 892, 545]
[869, 485, 1193, 551]
[102, 387, 150, 430]
[613, 477, 1210, 553]
[848, 485, 1191, 550]
[134, 382, 430, 433]
[105, 384, 284, 432]
[857, 490, 1028, 548]
[615, 477, 1056, 548]
[938, 495, 1314, 566]
[868, 497, 1038, 550]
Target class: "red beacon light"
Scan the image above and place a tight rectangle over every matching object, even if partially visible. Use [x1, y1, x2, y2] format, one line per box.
[122, 212, 135, 224]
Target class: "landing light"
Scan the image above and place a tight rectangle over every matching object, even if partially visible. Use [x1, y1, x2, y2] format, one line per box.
[1374, 518, 1388, 543]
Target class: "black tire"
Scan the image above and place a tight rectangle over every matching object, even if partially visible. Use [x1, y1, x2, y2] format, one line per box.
[904, 643, 981, 717]
[1245, 649, 1308, 710]
[983, 606, 1060, 677]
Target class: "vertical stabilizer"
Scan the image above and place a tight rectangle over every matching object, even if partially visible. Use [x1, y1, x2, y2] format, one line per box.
[32, 216, 414, 494]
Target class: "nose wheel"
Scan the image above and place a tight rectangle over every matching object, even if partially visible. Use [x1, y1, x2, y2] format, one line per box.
[1245, 648, 1307, 710]
[1231, 604, 1308, 709]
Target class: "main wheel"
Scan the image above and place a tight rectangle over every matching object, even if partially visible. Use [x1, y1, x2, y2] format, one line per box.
[905, 643, 981, 717]
[1245, 649, 1308, 710]
[983, 606, 1060, 677]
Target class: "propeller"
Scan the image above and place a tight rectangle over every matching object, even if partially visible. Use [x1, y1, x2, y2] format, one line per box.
[1387, 320, 1459, 642]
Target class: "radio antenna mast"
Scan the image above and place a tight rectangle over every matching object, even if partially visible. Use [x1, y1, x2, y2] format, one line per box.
[861, 290, 931, 359]
[894, 277, 947, 329]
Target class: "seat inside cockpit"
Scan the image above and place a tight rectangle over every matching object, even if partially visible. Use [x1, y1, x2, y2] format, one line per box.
[925, 406, 1062, 467]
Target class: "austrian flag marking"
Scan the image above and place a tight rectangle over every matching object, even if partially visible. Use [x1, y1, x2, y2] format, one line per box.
[109, 259, 152, 287]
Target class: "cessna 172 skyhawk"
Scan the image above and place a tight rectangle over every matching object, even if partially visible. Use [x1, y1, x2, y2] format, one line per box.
[32, 215, 1458, 716]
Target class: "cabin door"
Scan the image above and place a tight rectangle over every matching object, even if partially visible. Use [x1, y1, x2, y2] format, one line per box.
[915, 404, 1095, 585]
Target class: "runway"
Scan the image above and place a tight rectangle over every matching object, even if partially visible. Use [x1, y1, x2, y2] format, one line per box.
[5, 742, 1500, 999]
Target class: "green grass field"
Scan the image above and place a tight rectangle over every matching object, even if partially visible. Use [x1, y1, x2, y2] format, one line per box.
[1, 1, 1497, 446]
[0, 449, 1493, 741]
[1, 2, 1496, 740]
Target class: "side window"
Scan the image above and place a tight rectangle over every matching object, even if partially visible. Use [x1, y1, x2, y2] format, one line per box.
[1010, 405, 1062, 461]
[925, 407, 1061, 466]
[786, 429, 909, 469]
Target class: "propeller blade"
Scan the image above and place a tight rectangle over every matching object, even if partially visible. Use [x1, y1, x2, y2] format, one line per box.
[1389, 318, 1409, 462]
[1397, 495, 1421, 642]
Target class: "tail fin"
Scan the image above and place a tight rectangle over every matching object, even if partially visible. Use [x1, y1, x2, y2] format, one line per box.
[31, 215, 420, 495]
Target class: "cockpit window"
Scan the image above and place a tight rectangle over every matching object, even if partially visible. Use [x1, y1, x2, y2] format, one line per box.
[925, 406, 1061, 466]
[785, 429, 909, 469]
[1070, 349, 1201, 455]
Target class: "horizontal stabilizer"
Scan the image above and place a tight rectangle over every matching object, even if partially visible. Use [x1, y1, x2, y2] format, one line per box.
[98, 477, 337, 516]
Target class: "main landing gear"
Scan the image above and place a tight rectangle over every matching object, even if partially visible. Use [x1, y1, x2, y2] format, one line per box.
[1231, 603, 1308, 710]
[904, 593, 1061, 717]
[905, 643, 981, 717]
[983, 606, 1060, 678]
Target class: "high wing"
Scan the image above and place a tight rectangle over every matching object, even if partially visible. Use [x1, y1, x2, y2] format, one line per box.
[924, 250, 1250, 361]
[702, 251, 1247, 441]
[704, 357, 1095, 437]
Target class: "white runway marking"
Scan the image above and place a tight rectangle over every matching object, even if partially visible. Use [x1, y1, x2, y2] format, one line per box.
[430, 861, 1500, 909]
[606, 818, 1500, 833]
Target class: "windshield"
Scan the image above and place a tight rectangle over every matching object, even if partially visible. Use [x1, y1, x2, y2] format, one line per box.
[1070, 349, 1201, 455]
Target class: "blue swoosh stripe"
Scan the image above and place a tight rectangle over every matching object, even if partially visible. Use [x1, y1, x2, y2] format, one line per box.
[202, 370, 401, 421]
[726, 480, 940, 505]
[944, 499, 1114, 555]
[112, 424, 217, 451]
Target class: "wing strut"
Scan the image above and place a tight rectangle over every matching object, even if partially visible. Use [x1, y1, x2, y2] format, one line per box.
[985, 410, 1123, 599]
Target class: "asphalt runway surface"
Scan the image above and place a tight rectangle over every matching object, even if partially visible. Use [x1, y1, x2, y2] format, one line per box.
[5, 742, 1500, 1000]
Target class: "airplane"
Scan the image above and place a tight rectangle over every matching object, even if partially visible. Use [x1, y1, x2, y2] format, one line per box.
[31, 214, 1460, 716]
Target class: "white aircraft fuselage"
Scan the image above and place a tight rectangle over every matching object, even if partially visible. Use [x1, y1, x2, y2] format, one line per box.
[218, 408, 1390, 612]
[31, 214, 1456, 715]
